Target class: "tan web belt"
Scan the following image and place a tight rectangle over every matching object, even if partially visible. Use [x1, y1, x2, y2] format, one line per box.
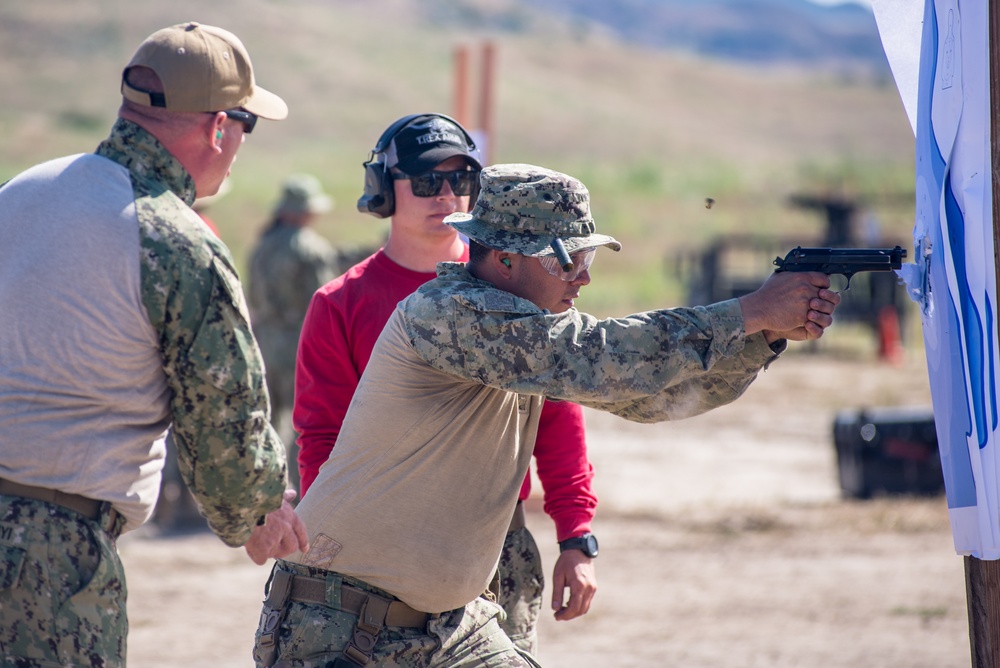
[0, 479, 102, 520]
[0, 478, 121, 537]
[287, 574, 431, 628]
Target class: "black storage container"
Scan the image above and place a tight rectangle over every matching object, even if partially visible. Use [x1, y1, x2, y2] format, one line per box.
[832, 406, 943, 499]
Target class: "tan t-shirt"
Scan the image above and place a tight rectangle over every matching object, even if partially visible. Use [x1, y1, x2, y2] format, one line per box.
[290, 312, 542, 613]
[288, 263, 779, 613]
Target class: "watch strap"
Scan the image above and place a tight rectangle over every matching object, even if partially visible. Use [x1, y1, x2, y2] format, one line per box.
[559, 532, 598, 558]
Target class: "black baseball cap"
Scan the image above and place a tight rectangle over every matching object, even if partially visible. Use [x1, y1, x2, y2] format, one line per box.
[384, 115, 482, 175]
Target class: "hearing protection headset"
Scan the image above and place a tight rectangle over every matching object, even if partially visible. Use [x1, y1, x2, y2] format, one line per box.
[356, 113, 482, 219]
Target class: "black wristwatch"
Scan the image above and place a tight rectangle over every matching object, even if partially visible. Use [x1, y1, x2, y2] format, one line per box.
[559, 532, 599, 558]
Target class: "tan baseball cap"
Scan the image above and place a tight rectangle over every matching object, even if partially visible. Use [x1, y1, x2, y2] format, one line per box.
[121, 22, 287, 120]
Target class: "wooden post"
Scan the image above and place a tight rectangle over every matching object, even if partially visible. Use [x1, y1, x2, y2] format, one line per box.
[478, 41, 496, 162]
[967, 557, 1000, 665]
[966, 3, 1000, 665]
[454, 44, 470, 128]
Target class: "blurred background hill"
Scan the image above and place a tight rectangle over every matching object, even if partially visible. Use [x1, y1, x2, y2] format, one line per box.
[0, 0, 914, 323]
[532, 0, 886, 70]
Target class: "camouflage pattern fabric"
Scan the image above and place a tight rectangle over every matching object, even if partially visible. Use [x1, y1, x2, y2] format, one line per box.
[406, 263, 778, 425]
[248, 223, 339, 333]
[253, 562, 540, 667]
[445, 164, 621, 257]
[498, 527, 544, 656]
[97, 119, 287, 546]
[0, 497, 126, 666]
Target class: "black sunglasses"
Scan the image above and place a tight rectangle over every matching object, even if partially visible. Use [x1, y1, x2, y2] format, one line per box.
[222, 109, 257, 134]
[393, 169, 479, 197]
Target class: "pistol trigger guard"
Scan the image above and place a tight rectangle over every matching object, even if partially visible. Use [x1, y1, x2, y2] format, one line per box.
[831, 274, 851, 294]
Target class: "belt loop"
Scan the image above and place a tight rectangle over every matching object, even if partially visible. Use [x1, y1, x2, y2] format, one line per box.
[99, 502, 123, 538]
[327, 570, 342, 609]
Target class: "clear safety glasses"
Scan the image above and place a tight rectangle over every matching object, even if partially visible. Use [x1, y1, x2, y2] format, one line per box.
[537, 248, 596, 282]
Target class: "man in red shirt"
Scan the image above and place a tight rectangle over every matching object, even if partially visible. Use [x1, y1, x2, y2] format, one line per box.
[294, 113, 597, 653]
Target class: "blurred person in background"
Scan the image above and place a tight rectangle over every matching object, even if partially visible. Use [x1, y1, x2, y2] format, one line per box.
[293, 113, 598, 656]
[248, 173, 339, 493]
[0, 22, 307, 666]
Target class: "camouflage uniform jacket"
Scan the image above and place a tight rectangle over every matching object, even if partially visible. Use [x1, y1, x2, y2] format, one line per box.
[248, 221, 338, 378]
[0, 119, 286, 545]
[290, 261, 781, 612]
[412, 263, 781, 420]
[248, 221, 338, 331]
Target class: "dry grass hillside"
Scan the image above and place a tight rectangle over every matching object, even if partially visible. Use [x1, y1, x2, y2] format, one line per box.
[0, 0, 915, 316]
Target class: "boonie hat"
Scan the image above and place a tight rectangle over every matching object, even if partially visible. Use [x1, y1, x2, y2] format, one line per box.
[274, 174, 333, 216]
[386, 115, 482, 175]
[121, 22, 288, 119]
[445, 164, 622, 257]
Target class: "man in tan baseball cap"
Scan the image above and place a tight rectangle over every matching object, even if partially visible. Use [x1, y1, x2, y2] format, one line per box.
[121, 21, 287, 120]
[0, 22, 305, 666]
[119, 21, 288, 199]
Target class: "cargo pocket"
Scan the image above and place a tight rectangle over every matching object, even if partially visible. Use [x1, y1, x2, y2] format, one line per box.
[62, 523, 119, 612]
[57, 525, 127, 662]
[0, 544, 25, 590]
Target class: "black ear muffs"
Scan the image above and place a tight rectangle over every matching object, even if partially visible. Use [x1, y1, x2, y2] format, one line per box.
[357, 159, 396, 219]
[357, 113, 480, 219]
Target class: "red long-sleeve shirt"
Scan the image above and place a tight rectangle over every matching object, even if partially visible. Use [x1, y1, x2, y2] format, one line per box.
[294, 249, 596, 541]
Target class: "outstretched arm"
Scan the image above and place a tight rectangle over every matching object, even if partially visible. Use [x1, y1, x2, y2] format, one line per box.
[738, 270, 840, 342]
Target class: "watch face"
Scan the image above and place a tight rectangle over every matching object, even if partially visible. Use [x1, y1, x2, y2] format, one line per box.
[562, 533, 598, 558]
[583, 534, 599, 557]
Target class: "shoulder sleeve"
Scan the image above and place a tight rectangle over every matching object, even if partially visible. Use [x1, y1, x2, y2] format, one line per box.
[581, 331, 780, 422]
[138, 201, 286, 547]
[404, 289, 766, 423]
[294, 289, 361, 495]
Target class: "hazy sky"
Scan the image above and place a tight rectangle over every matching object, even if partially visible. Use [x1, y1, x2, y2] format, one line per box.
[809, 0, 872, 6]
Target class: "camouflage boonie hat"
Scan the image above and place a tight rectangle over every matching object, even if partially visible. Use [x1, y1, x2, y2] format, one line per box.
[444, 164, 622, 257]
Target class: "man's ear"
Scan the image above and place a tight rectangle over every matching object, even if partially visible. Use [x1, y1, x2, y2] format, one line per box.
[208, 112, 225, 151]
[496, 253, 515, 275]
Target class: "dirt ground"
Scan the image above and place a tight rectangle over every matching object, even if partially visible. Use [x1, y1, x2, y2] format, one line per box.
[119, 339, 972, 667]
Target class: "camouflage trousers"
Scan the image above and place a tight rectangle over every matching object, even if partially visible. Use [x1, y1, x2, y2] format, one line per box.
[0, 496, 126, 666]
[498, 526, 544, 656]
[253, 562, 541, 667]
